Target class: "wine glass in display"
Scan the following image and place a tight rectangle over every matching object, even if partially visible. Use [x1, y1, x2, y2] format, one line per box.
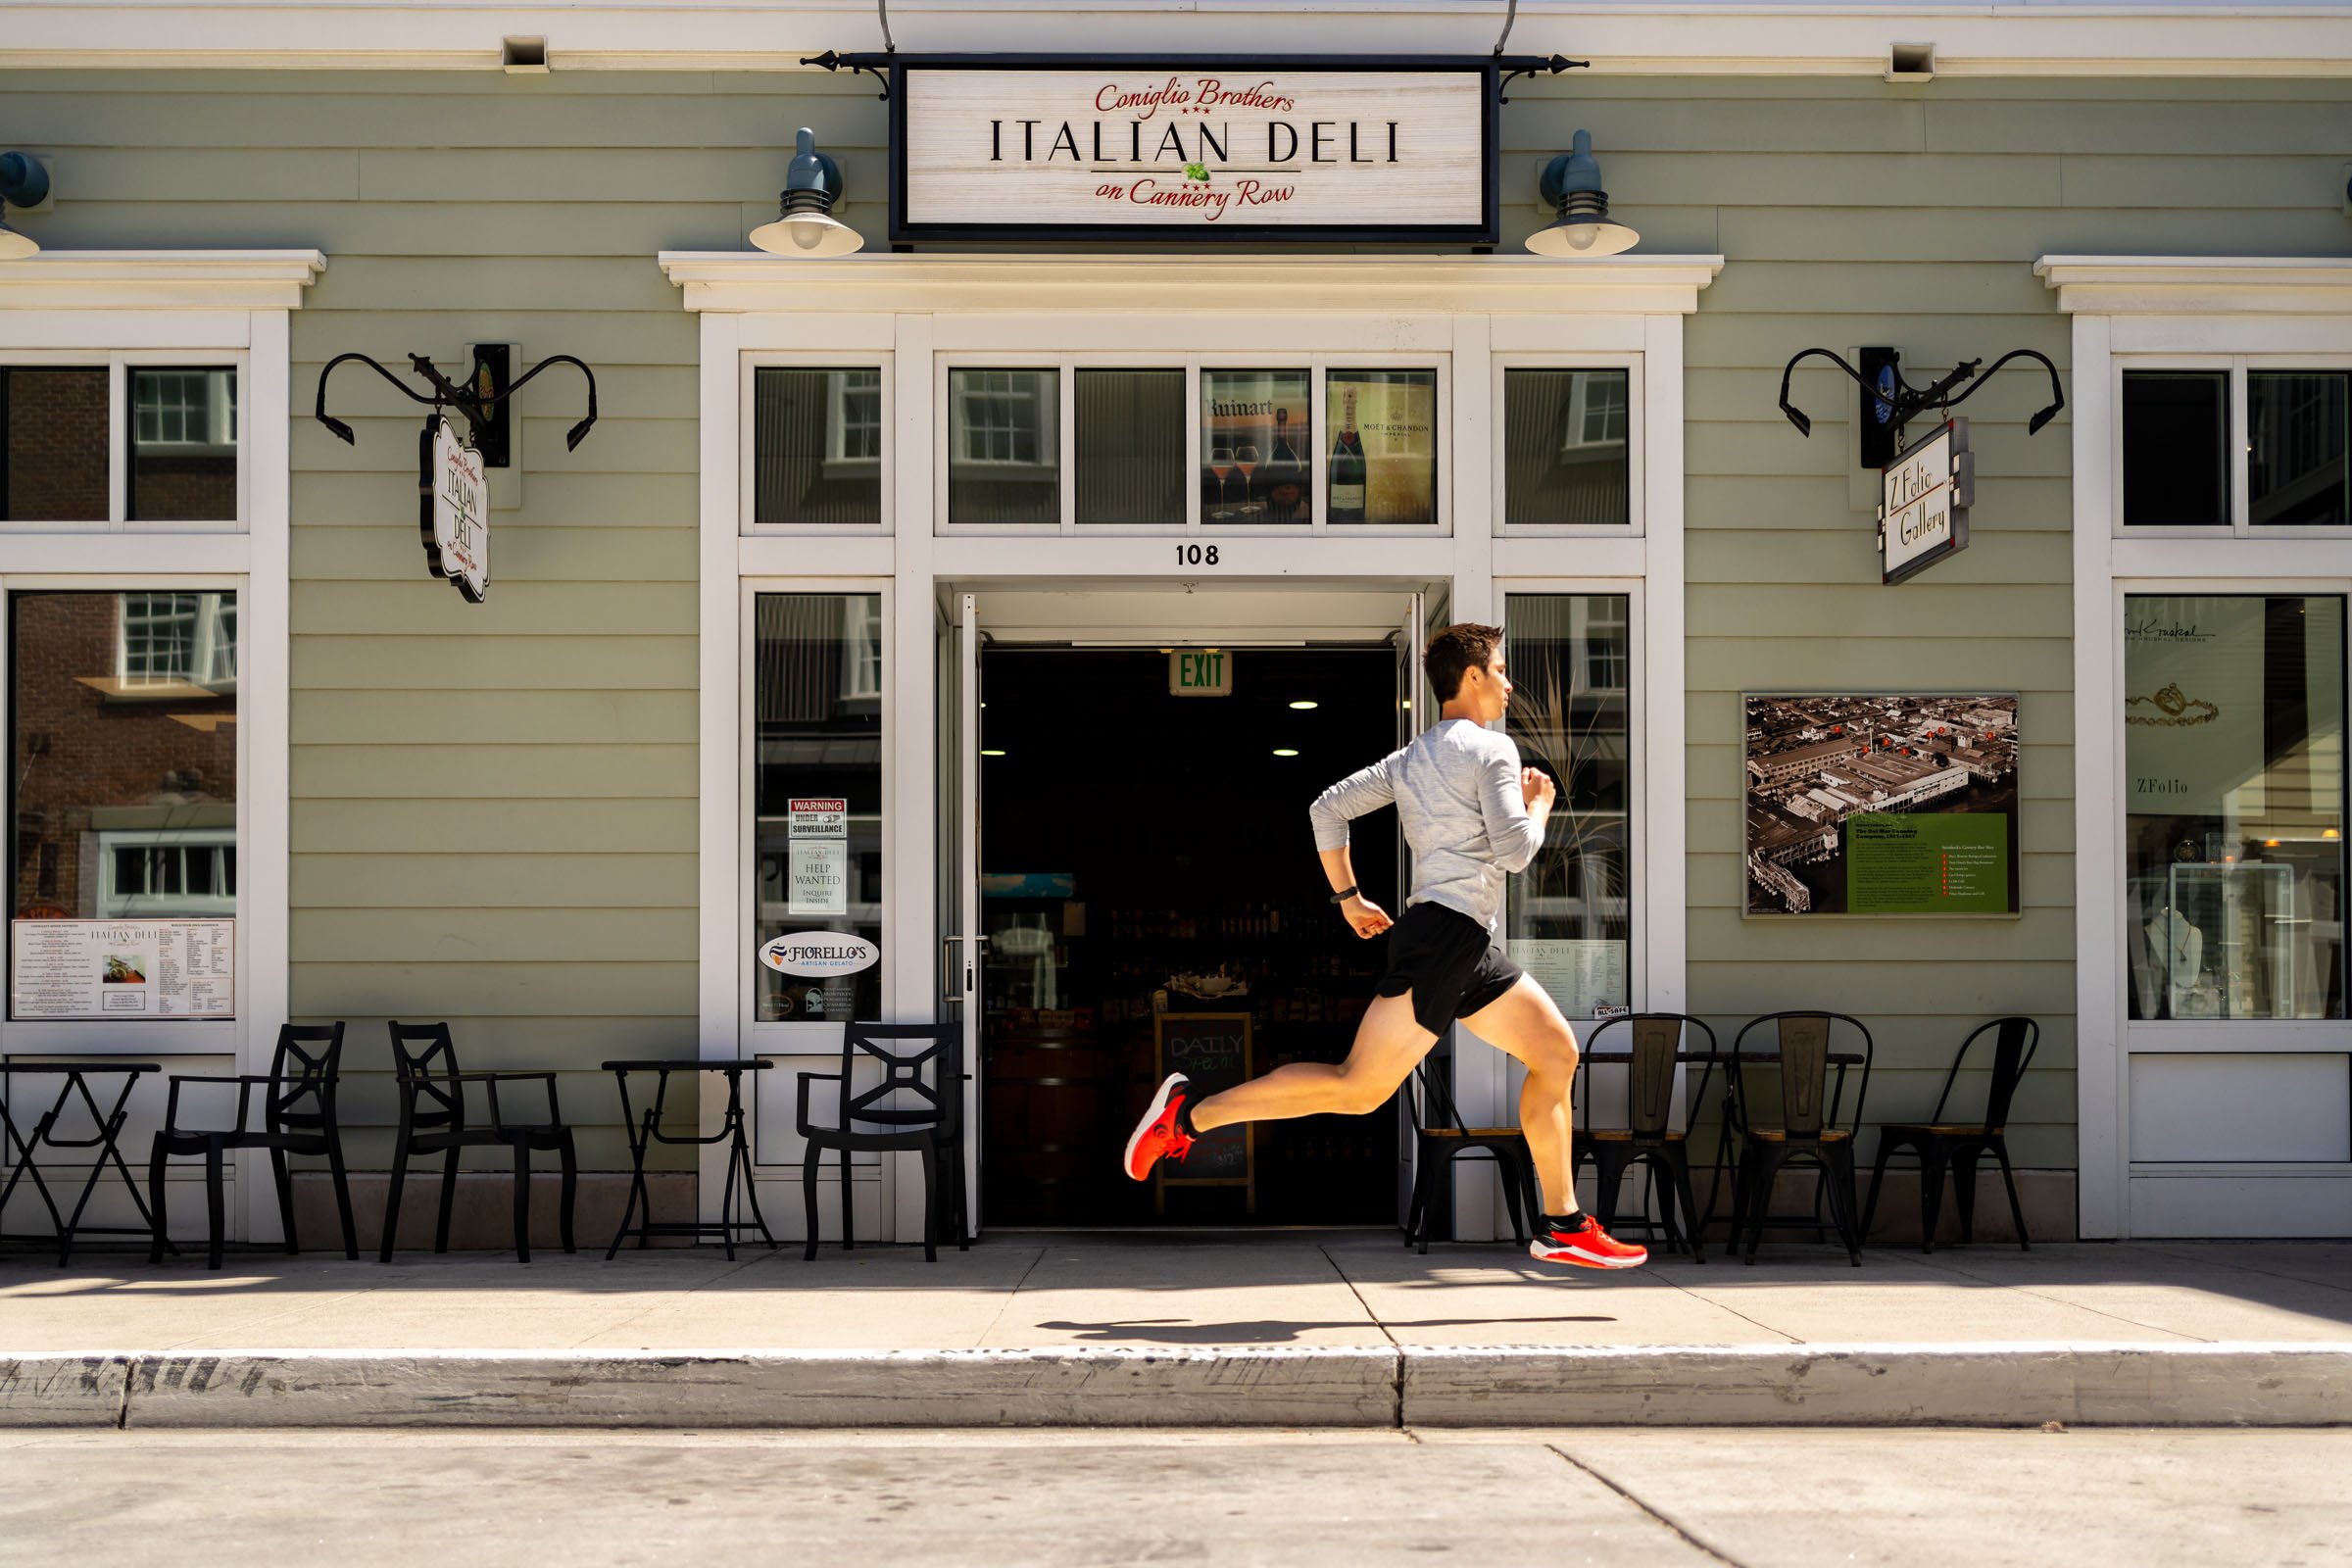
[1208, 444, 1235, 515]
[1234, 443, 1260, 516]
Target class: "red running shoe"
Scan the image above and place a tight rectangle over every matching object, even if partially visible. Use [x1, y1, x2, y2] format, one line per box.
[1123, 1072, 1194, 1180]
[1530, 1215, 1648, 1269]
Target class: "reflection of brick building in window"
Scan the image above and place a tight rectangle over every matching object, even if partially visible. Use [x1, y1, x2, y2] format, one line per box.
[2, 368, 109, 521]
[12, 592, 237, 920]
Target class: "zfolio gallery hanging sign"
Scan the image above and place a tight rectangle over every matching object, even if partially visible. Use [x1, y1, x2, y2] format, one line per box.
[1879, 417, 1974, 586]
[426, 416, 490, 604]
[891, 57, 1498, 244]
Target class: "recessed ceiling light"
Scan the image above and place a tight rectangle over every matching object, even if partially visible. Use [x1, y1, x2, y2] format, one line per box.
[1289, 700, 1319, 710]
[1272, 748, 1299, 758]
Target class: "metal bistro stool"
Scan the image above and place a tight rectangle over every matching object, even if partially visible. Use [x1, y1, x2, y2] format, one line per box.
[602, 1058, 777, 1260]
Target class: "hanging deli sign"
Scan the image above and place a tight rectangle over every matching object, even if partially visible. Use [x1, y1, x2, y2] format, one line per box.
[425, 416, 490, 604]
[890, 57, 1498, 244]
[1879, 417, 1974, 586]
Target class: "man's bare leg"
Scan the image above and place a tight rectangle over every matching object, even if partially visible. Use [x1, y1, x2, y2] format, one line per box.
[1190, 992, 1436, 1132]
[1457, 975, 1583, 1215]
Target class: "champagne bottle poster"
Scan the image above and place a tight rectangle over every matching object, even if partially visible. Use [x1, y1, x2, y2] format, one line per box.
[1200, 370, 1311, 522]
[1331, 371, 1437, 525]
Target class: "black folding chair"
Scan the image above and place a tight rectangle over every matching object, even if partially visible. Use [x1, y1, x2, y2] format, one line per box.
[149, 1022, 356, 1270]
[1727, 1011, 1874, 1266]
[1865, 1016, 2038, 1251]
[1581, 1013, 1715, 1262]
[1401, 1055, 1540, 1252]
[796, 1021, 968, 1262]
[380, 1021, 576, 1263]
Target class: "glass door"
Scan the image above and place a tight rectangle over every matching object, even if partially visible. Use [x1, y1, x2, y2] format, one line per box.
[940, 591, 984, 1228]
[1394, 591, 1425, 1225]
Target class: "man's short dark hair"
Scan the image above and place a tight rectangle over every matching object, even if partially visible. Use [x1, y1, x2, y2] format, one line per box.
[1424, 622, 1504, 701]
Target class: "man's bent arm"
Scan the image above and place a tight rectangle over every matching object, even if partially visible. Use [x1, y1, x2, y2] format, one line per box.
[1307, 757, 1396, 854]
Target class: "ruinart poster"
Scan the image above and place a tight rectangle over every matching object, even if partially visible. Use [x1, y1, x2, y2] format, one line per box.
[1743, 694, 2021, 916]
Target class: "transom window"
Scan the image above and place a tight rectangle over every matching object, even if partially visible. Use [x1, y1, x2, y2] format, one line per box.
[2120, 363, 2351, 531]
[1, 358, 243, 527]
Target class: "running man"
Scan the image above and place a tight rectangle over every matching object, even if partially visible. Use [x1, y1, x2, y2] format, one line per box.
[1123, 623, 1645, 1269]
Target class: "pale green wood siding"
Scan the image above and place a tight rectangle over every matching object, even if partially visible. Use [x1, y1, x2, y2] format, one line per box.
[6, 66, 2346, 1185]
[1501, 74, 2352, 1174]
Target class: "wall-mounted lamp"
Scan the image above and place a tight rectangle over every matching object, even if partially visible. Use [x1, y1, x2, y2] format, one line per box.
[751, 127, 863, 259]
[0, 153, 51, 261]
[1526, 130, 1639, 258]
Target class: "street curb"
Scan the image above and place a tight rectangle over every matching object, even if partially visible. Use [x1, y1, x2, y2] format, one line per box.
[1402, 1343, 2352, 1427]
[0, 1355, 129, 1427]
[97, 1348, 1401, 1429]
[6, 1343, 2349, 1428]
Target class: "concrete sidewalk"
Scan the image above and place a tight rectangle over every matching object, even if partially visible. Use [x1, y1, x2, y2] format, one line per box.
[5, 1233, 2350, 1428]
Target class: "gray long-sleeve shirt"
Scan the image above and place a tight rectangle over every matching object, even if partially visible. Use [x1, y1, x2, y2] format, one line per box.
[1306, 718, 1545, 934]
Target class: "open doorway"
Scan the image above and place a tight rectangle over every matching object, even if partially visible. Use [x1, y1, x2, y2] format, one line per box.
[977, 645, 1400, 1226]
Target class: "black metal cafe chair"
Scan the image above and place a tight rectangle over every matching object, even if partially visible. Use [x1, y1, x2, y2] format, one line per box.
[148, 1022, 357, 1270]
[380, 1020, 577, 1263]
[1401, 1055, 1539, 1252]
[796, 1021, 968, 1263]
[1727, 1011, 1874, 1266]
[1580, 1012, 1716, 1262]
[1864, 1016, 2039, 1251]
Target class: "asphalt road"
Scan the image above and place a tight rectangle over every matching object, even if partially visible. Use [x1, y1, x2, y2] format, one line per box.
[5, 1426, 2348, 1567]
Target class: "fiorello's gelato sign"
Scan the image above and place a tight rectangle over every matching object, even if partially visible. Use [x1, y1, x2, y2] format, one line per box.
[760, 931, 880, 977]
[898, 64, 1492, 239]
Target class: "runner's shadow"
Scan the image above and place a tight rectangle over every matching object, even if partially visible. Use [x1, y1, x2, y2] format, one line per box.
[1033, 1316, 1614, 1345]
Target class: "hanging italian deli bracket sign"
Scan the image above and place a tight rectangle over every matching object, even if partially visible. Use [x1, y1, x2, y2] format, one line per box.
[424, 416, 490, 604]
[760, 931, 879, 977]
[11, 918, 234, 1019]
[1879, 417, 1974, 586]
[894, 60, 1495, 243]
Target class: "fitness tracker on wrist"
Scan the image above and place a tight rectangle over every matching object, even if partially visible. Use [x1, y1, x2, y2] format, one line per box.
[1329, 886, 1359, 904]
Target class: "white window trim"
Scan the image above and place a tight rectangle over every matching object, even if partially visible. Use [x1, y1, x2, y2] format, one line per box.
[2043, 255, 2352, 1240]
[671, 253, 1715, 1240]
[0, 249, 319, 1246]
[97, 827, 238, 918]
[2109, 355, 2352, 540]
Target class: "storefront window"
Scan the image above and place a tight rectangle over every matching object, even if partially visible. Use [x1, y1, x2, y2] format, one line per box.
[1503, 368, 1631, 526]
[2, 368, 109, 522]
[1200, 369, 1311, 525]
[2124, 594, 2346, 1021]
[1502, 594, 1634, 1022]
[1324, 369, 1437, 527]
[10, 591, 239, 1015]
[754, 593, 884, 1023]
[948, 368, 1059, 525]
[1074, 368, 1184, 525]
[752, 368, 884, 527]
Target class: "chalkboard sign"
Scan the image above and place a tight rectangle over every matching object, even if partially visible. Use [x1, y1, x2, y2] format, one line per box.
[1155, 1011, 1253, 1200]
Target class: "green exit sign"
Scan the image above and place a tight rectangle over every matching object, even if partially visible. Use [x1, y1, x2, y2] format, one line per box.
[1169, 649, 1233, 697]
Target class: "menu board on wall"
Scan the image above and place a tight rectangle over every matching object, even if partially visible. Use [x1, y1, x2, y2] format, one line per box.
[11, 918, 235, 1019]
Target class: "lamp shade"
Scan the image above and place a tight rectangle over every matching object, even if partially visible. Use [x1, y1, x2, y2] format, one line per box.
[1526, 129, 1639, 259]
[750, 126, 862, 259]
[0, 219, 35, 262]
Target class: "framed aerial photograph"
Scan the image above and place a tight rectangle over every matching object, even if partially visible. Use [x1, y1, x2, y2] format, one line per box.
[1742, 694, 2022, 917]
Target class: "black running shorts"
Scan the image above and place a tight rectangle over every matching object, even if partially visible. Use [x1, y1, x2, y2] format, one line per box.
[1375, 902, 1527, 1036]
